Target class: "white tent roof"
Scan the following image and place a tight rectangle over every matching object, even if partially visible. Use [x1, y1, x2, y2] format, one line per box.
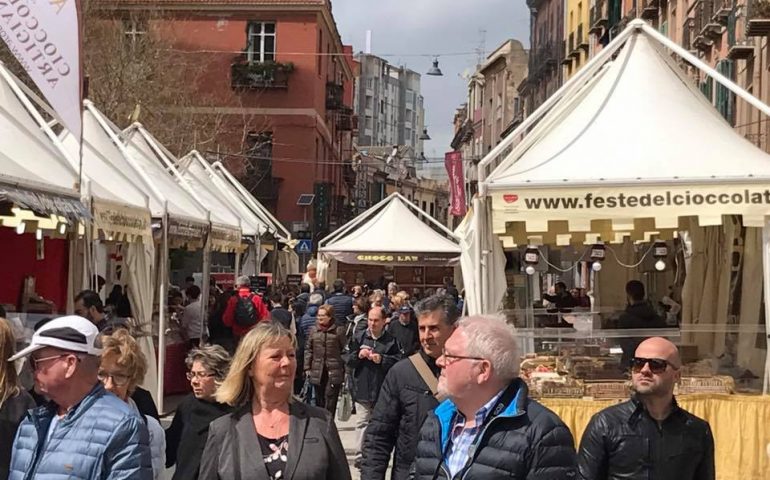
[210, 161, 292, 242]
[487, 32, 770, 188]
[175, 151, 252, 234]
[122, 124, 240, 233]
[483, 22, 770, 239]
[320, 193, 460, 265]
[0, 64, 81, 198]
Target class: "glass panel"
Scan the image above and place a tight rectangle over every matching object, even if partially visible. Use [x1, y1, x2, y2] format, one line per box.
[264, 22, 275, 34]
[264, 36, 275, 60]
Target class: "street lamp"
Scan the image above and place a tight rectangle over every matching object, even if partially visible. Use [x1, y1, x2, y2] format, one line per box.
[426, 57, 443, 76]
[419, 128, 431, 141]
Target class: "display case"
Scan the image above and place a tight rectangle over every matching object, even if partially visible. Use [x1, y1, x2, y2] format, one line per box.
[506, 314, 766, 399]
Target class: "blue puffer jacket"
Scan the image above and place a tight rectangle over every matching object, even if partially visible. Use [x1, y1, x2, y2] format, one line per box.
[8, 383, 152, 480]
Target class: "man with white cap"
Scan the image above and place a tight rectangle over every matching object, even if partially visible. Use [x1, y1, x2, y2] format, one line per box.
[7, 315, 152, 480]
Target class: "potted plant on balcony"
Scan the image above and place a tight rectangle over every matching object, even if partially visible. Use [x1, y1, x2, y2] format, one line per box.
[231, 56, 295, 88]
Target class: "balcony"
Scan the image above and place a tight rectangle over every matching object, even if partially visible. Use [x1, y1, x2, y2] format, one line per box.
[561, 40, 571, 65]
[590, 0, 608, 33]
[747, 0, 770, 36]
[336, 106, 355, 131]
[727, 40, 755, 60]
[577, 24, 589, 51]
[693, 0, 722, 40]
[231, 60, 294, 90]
[641, 0, 659, 20]
[682, 17, 697, 53]
[326, 82, 344, 110]
[713, 0, 732, 25]
[569, 32, 580, 57]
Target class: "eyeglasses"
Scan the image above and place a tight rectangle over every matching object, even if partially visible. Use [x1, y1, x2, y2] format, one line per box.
[186, 371, 216, 381]
[30, 354, 70, 371]
[630, 357, 674, 374]
[98, 371, 131, 387]
[441, 349, 485, 365]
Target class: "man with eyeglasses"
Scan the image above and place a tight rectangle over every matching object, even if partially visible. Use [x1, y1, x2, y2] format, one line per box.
[411, 315, 577, 479]
[578, 337, 715, 480]
[7, 316, 152, 479]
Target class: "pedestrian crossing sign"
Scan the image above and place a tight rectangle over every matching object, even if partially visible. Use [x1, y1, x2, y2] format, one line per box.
[296, 239, 313, 254]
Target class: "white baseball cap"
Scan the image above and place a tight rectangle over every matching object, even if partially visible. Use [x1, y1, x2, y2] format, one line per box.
[8, 315, 102, 362]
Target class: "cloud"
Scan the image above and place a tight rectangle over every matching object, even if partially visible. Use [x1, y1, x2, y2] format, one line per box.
[332, 0, 529, 159]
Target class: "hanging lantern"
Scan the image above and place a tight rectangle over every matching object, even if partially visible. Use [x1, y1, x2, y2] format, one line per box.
[590, 242, 605, 272]
[524, 245, 539, 275]
[653, 240, 668, 271]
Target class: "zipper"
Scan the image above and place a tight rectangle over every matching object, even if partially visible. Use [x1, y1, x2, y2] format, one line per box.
[458, 413, 524, 479]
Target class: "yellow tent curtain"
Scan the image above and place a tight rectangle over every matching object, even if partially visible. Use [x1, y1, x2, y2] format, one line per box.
[541, 394, 770, 480]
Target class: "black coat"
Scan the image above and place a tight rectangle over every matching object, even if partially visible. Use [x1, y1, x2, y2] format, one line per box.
[325, 292, 354, 327]
[411, 379, 577, 479]
[165, 394, 232, 480]
[387, 319, 420, 356]
[346, 329, 401, 404]
[199, 401, 351, 480]
[617, 302, 667, 366]
[0, 390, 35, 479]
[132, 386, 159, 421]
[577, 397, 715, 480]
[362, 350, 440, 480]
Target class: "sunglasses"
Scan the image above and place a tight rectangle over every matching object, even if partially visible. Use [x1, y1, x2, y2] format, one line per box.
[629, 357, 672, 374]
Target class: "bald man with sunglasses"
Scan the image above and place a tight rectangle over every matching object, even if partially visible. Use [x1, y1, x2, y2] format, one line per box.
[577, 337, 714, 480]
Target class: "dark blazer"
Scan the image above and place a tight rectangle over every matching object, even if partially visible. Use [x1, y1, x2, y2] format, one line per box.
[199, 400, 351, 480]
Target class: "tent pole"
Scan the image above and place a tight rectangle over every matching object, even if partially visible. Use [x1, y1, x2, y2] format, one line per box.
[234, 248, 241, 279]
[255, 235, 261, 275]
[157, 211, 169, 415]
[201, 229, 212, 348]
[762, 217, 770, 394]
[473, 197, 484, 313]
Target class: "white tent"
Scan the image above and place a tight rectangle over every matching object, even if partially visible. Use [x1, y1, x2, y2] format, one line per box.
[476, 19, 770, 392]
[211, 161, 291, 243]
[320, 192, 461, 266]
[0, 63, 88, 231]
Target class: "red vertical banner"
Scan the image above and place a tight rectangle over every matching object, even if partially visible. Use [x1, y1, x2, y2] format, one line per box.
[444, 151, 467, 217]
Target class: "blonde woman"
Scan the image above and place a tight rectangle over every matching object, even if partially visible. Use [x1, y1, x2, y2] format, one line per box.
[200, 323, 350, 480]
[99, 330, 165, 479]
[0, 319, 35, 479]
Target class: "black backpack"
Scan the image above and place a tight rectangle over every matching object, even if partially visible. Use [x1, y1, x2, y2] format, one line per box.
[234, 294, 259, 327]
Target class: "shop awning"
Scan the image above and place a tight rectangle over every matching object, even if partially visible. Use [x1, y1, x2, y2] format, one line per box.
[319, 192, 460, 266]
[484, 28, 770, 245]
[0, 64, 89, 226]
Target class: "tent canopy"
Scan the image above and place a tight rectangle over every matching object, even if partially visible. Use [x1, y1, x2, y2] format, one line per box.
[320, 192, 460, 265]
[211, 161, 292, 243]
[484, 25, 770, 245]
[59, 102, 152, 241]
[0, 63, 88, 223]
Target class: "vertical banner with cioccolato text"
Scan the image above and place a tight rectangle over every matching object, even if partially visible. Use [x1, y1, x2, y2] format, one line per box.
[444, 151, 467, 217]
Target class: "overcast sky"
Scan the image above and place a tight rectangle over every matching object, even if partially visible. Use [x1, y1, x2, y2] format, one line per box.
[332, 0, 530, 160]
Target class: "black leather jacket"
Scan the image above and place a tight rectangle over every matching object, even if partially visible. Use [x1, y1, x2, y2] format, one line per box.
[577, 396, 714, 480]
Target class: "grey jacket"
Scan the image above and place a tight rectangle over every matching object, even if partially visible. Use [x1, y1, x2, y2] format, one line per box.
[199, 400, 351, 480]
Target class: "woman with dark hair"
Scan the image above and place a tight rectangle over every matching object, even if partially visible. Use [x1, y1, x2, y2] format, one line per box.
[304, 305, 346, 415]
[200, 324, 350, 480]
[0, 319, 35, 479]
[165, 344, 232, 480]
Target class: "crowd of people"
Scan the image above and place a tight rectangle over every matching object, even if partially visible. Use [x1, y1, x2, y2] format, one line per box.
[0, 278, 716, 480]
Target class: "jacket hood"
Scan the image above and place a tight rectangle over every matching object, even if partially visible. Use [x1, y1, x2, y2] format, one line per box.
[306, 305, 319, 316]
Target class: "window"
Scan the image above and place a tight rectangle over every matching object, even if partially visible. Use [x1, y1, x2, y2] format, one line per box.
[122, 17, 147, 52]
[247, 22, 276, 63]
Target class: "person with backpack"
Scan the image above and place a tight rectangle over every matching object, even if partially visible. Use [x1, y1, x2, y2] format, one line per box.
[222, 275, 269, 343]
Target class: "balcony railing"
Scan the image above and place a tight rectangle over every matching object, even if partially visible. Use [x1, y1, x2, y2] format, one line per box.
[747, 0, 770, 36]
[336, 106, 355, 131]
[590, 0, 608, 33]
[231, 60, 294, 90]
[693, 0, 722, 39]
[568, 32, 577, 56]
[326, 82, 344, 110]
[641, 0, 660, 20]
[577, 23, 588, 50]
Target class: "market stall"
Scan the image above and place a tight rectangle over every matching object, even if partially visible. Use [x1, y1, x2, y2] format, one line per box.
[319, 192, 460, 295]
[471, 20, 770, 478]
[0, 63, 90, 314]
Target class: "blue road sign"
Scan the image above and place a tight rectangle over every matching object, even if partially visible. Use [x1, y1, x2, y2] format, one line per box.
[296, 239, 313, 254]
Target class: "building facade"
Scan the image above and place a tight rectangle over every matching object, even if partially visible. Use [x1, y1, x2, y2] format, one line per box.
[98, 0, 357, 241]
[565, 0, 591, 77]
[520, 0, 566, 115]
[354, 54, 426, 155]
[451, 39, 529, 205]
